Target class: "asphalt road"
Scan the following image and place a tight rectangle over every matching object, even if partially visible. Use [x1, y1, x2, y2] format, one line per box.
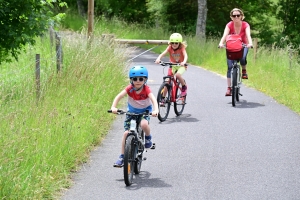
[61, 48, 300, 200]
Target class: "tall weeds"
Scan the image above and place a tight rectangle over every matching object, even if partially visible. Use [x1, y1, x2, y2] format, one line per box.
[0, 32, 131, 199]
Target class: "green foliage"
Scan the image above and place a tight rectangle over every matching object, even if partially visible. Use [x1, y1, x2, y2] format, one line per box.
[146, 0, 276, 44]
[65, 0, 298, 48]
[0, 0, 66, 64]
[274, 0, 300, 48]
[0, 30, 129, 199]
[72, 0, 152, 23]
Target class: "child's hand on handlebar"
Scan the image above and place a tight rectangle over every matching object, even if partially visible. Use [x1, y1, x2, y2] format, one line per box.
[155, 59, 161, 64]
[111, 107, 118, 114]
[151, 110, 159, 117]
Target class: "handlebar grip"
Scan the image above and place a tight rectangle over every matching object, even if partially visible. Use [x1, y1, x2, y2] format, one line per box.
[107, 109, 125, 114]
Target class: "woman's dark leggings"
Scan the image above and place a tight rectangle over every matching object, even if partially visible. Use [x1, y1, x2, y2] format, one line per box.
[226, 48, 248, 78]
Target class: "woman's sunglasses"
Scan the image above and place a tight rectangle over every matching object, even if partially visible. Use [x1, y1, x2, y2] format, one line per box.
[171, 42, 179, 45]
[132, 77, 145, 82]
[231, 14, 241, 18]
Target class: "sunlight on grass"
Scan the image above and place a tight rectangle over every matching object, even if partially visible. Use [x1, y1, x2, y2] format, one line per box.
[0, 30, 131, 198]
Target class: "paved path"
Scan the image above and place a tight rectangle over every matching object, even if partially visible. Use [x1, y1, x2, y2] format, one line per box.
[61, 48, 300, 200]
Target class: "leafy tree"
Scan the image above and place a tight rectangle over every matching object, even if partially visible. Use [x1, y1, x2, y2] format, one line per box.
[274, 0, 300, 47]
[0, 0, 66, 64]
[146, 0, 274, 44]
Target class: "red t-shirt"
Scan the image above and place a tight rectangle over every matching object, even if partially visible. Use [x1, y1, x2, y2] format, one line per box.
[125, 85, 152, 113]
[226, 21, 250, 44]
[167, 45, 186, 63]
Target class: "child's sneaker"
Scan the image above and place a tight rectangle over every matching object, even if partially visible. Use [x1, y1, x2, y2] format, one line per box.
[159, 97, 166, 106]
[181, 85, 187, 96]
[113, 154, 124, 168]
[145, 135, 152, 149]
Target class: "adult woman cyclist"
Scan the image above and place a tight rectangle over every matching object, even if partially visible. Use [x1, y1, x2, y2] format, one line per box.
[218, 8, 253, 96]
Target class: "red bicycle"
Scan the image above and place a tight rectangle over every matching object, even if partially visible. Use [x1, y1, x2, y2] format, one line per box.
[156, 61, 187, 122]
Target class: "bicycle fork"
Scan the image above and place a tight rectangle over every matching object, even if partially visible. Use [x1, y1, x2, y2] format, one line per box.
[231, 66, 243, 96]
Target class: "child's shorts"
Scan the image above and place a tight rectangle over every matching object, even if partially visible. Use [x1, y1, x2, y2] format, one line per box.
[124, 114, 150, 131]
[169, 66, 186, 75]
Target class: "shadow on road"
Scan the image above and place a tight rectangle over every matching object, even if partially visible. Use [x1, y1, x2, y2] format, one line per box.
[227, 100, 265, 108]
[124, 171, 172, 190]
[159, 114, 200, 124]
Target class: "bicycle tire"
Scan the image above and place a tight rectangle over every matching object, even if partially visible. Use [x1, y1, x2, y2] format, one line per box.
[236, 68, 241, 102]
[134, 129, 144, 174]
[231, 67, 238, 107]
[124, 134, 135, 186]
[174, 80, 186, 115]
[236, 87, 240, 102]
[157, 82, 171, 122]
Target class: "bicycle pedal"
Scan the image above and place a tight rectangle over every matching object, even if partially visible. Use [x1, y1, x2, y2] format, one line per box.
[150, 143, 156, 149]
[143, 157, 147, 161]
[113, 164, 123, 168]
[239, 93, 243, 96]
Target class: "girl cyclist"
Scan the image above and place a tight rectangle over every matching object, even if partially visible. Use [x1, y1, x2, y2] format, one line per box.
[155, 33, 188, 97]
[111, 66, 159, 167]
[218, 8, 253, 96]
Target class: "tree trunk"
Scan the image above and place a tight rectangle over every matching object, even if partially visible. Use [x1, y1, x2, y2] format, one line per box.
[77, 0, 85, 17]
[196, 0, 207, 39]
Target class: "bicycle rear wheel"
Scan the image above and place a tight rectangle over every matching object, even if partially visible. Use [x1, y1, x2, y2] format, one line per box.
[231, 68, 238, 107]
[157, 82, 171, 122]
[174, 80, 186, 115]
[134, 130, 144, 174]
[124, 135, 135, 186]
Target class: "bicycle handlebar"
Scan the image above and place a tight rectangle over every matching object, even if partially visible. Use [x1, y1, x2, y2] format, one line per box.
[218, 44, 253, 49]
[156, 61, 188, 67]
[107, 109, 126, 114]
[107, 109, 152, 116]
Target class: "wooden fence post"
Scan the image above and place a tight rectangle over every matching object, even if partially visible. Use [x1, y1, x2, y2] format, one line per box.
[49, 25, 54, 48]
[253, 38, 258, 62]
[55, 32, 62, 73]
[87, 0, 94, 40]
[36, 54, 40, 100]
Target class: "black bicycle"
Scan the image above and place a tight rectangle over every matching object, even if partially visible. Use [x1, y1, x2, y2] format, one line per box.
[108, 109, 155, 186]
[227, 44, 253, 106]
[221, 44, 249, 106]
[229, 57, 242, 107]
[156, 61, 187, 122]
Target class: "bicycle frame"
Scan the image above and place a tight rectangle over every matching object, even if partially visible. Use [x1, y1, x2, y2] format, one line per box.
[162, 67, 181, 102]
[128, 117, 145, 156]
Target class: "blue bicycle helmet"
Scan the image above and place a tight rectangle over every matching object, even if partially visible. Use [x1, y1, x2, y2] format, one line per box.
[129, 66, 148, 79]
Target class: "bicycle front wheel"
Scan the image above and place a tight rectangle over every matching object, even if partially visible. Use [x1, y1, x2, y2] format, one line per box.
[134, 130, 144, 174]
[236, 69, 241, 102]
[157, 82, 171, 122]
[231, 68, 238, 107]
[124, 135, 135, 186]
[174, 80, 186, 115]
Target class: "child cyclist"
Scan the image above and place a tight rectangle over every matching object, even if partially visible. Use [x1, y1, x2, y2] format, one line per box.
[111, 66, 159, 167]
[155, 33, 188, 97]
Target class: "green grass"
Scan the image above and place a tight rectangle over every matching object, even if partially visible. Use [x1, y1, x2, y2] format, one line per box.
[1, 13, 300, 199]
[0, 31, 129, 199]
